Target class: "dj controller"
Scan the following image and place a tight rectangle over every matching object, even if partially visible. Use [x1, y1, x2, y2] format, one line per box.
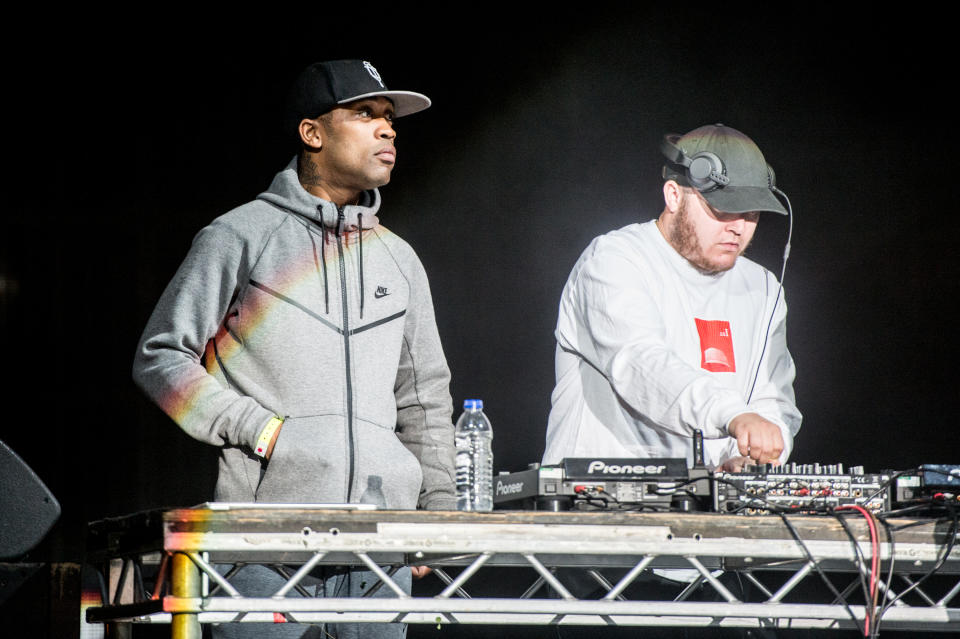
[493, 459, 960, 514]
[493, 433, 959, 515]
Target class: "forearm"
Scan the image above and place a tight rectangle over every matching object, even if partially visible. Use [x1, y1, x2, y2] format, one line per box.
[132, 218, 275, 452]
[606, 342, 753, 439]
[133, 336, 275, 450]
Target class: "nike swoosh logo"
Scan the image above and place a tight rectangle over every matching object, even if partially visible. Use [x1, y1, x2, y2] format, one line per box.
[374, 286, 390, 299]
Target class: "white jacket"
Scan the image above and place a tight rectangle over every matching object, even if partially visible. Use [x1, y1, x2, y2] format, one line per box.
[543, 220, 801, 469]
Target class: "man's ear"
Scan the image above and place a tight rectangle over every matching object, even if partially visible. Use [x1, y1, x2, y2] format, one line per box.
[298, 118, 323, 150]
[662, 179, 684, 214]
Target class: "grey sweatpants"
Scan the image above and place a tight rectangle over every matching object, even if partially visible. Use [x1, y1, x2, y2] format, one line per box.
[211, 564, 411, 639]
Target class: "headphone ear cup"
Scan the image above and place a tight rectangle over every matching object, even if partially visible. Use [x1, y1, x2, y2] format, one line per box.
[660, 134, 728, 191]
[687, 151, 726, 191]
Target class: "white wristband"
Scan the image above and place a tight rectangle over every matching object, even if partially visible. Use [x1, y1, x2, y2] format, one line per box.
[254, 417, 284, 458]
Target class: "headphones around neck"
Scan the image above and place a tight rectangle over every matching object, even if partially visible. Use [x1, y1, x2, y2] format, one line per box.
[660, 134, 777, 192]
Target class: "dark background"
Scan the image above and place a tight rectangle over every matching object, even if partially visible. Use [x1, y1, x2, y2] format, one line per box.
[2, 8, 958, 637]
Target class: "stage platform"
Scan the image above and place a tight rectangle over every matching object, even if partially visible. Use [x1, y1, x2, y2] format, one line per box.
[84, 505, 960, 637]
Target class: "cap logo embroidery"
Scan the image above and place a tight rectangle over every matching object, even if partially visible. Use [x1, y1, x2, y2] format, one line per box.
[363, 61, 385, 88]
[694, 318, 736, 373]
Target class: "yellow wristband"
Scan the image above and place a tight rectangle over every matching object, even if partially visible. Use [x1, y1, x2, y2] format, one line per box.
[254, 417, 284, 458]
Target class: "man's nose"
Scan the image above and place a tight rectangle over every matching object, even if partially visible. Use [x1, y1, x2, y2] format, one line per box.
[727, 217, 746, 234]
[377, 120, 396, 140]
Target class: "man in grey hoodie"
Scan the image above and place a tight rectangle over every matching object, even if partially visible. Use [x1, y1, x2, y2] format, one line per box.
[133, 59, 456, 638]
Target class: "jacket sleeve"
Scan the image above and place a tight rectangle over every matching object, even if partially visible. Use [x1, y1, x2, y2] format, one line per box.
[557, 246, 798, 446]
[393, 257, 457, 511]
[132, 218, 276, 452]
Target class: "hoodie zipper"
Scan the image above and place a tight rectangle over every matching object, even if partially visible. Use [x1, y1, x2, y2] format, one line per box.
[336, 206, 356, 502]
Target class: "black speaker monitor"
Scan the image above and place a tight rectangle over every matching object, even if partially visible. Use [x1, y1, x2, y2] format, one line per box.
[0, 440, 61, 559]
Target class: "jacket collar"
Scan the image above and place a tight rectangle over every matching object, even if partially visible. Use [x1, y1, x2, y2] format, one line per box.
[257, 156, 382, 231]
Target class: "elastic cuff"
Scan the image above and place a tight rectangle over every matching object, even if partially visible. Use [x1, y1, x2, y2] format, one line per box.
[254, 417, 284, 458]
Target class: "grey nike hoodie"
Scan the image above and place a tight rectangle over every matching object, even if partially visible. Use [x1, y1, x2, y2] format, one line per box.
[133, 158, 456, 510]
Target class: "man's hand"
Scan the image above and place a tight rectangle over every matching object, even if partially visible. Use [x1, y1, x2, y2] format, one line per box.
[720, 455, 751, 472]
[410, 566, 432, 579]
[727, 413, 784, 465]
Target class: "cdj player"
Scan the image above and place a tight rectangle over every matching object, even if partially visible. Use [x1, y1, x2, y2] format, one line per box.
[493, 457, 710, 511]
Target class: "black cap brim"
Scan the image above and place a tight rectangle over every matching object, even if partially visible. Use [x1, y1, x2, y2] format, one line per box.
[340, 90, 431, 117]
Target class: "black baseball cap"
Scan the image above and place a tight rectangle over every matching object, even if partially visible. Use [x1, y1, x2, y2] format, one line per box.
[662, 124, 787, 216]
[285, 59, 431, 133]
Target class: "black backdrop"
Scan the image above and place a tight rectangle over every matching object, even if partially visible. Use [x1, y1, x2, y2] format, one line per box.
[3, 8, 958, 633]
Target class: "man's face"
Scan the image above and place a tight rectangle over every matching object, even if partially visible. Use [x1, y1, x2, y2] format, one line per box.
[315, 97, 397, 193]
[668, 188, 759, 274]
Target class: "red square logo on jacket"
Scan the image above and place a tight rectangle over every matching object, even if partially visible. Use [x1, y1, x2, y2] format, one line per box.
[694, 318, 736, 373]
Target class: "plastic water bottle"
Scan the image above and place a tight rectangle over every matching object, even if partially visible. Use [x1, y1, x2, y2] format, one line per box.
[360, 475, 386, 508]
[455, 399, 493, 511]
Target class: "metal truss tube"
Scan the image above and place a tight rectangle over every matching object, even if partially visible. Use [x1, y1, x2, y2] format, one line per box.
[602, 555, 656, 600]
[768, 561, 814, 603]
[200, 552, 209, 597]
[171, 553, 201, 639]
[354, 553, 409, 598]
[675, 575, 706, 601]
[519, 576, 546, 599]
[852, 554, 901, 604]
[186, 552, 241, 598]
[92, 598, 960, 631]
[169, 595, 900, 622]
[937, 576, 960, 607]
[588, 570, 620, 600]
[897, 575, 936, 607]
[438, 553, 492, 599]
[111, 558, 131, 605]
[431, 568, 471, 599]
[835, 575, 871, 609]
[151, 553, 170, 601]
[523, 554, 575, 600]
[740, 570, 773, 599]
[686, 557, 738, 603]
[273, 552, 327, 597]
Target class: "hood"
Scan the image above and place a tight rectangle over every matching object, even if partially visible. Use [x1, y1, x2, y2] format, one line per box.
[257, 157, 381, 231]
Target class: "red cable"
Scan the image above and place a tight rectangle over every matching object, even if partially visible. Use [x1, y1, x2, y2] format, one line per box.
[836, 505, 879, 636]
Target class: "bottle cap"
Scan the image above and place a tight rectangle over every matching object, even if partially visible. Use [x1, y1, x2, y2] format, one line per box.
[463, 399, 483, 410]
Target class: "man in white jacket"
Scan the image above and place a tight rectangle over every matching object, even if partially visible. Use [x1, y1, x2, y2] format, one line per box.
[543, 124, 801, 471]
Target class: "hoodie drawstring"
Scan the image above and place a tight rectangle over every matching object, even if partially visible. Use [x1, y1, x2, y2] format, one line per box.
[320, 204, 366, 319]
[358, 213, 365, 319]
[318, 206, 329, 314]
